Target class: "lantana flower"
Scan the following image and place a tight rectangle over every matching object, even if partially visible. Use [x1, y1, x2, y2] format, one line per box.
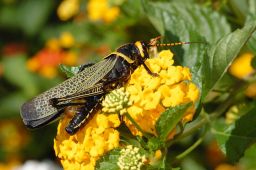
[229, 52, 256, 98]
[54, 108, 121, 170]
[229, 52, 255, 79]
[57, 0, 80, 21]
[124, 50, 200, 136]
[54, 49, 200, 169]
[57, 0, 120, 23]
[87, 0, 120, 23]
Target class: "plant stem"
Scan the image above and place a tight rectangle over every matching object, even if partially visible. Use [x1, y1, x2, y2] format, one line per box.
[175, 137, 203, 160]
[174, 124, 208, 162]
[124, 112, 151, 139]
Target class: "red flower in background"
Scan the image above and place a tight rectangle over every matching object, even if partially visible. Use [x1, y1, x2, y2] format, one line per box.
[2, 42, 27, 56]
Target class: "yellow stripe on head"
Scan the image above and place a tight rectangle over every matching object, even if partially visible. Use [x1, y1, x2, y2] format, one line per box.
[135, 41, 145, 58]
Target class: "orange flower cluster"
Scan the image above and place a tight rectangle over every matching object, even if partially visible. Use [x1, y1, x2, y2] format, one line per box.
[27, 32, 77, 79]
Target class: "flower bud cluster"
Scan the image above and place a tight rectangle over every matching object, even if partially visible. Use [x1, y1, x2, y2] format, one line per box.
[102, 87, 132, 115]
[117, 145, 146, 170]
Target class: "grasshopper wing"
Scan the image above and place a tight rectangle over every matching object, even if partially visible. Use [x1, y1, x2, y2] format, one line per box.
[20, 56, 118, 128]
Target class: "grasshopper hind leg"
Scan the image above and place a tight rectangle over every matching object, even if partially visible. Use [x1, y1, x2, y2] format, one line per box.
[65, 95, 103, 135]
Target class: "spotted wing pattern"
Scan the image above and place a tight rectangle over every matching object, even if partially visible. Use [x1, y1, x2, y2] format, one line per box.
[21, 56, 117, 125]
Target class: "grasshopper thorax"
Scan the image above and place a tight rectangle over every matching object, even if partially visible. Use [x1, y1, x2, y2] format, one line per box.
[115, 41, 150, 66]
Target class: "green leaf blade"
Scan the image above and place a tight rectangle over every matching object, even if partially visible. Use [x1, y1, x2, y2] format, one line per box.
[143, 1, 231, 43]
[212, 102, 256, 162]
[2, 55, 38, 97]
[156, 103, 192, 141]
[246, 0, 256, 54]
[95, 149, 121, 170]
[59, 64, 81, 78]
[239, 143, 256, 169]
[202, 22, 256, 99]
[19, 0, 54, 36]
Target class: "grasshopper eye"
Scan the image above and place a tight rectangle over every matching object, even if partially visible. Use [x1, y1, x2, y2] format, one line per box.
[141, 42, 149, 58]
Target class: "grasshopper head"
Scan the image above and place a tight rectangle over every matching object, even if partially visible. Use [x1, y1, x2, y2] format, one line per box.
[134, 41, 150, 61]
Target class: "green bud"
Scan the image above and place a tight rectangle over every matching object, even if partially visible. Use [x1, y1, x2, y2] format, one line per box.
[102, 87, 132, 115]
[117, 145, 146, 170]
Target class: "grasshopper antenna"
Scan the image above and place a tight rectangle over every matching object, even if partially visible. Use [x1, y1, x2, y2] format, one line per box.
[156, 41, 205, 47]
[148, 36, 205, 47]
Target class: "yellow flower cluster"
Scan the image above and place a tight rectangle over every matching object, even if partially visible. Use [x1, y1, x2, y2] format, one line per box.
[225, 105, 240, 124]
[57, 0, 120, 23]
[57, 0, 80, 21]
[229, 52, 255, 79]
[54, 49, 199, 169]
[47, 32, 76, 49]
[245, 82, 256, 98]
[229, 52, 256, 98]
[54, 109, 120, 170]
[87, 0, 120, 23]
[0, 120, 28, 167]
[124, 50, 200, 136]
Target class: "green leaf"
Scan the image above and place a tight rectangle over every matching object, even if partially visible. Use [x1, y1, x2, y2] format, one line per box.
[59, 64, 81, 78]
[121, 0, 144, 18]
[181, 158, 205, 170]
[0, 5, 20, 29]
[171, 168, 181, 170]
[146, 154, 170, 170]
[202, 22, 256, 100]
[0, 1, 54, 35]
[142, 0, 208, 65]
[147, 137, 165, 151]
[228, 0, 248, 22]
[212, 102, 256, 162]
[2, 55, 38, 97]
[156, 103, 192, 141]
[95, 149, 121, 170]
[204, 73, 238, 103]
[239, 143, 256, 170]
[143, 0, 231, 43]
[0, 93, 27, 118]
[251, 56, 256, 69]
[246, 0, 256, 54]
[142, 0, 213, 98]
[18, 0, 54, 36]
